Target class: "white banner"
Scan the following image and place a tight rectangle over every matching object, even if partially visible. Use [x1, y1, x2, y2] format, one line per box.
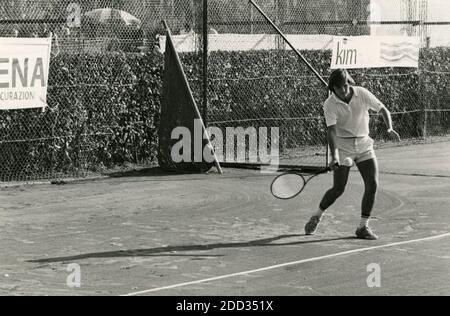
[159, 34, 334, 53]
[0, 37, 52, 110]
[331, 36, 420, 69]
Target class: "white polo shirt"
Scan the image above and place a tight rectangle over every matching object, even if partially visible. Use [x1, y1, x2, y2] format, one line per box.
[323, 86, 385, 138]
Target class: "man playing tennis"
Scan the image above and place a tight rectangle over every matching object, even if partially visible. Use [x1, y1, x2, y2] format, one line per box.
[305, 69, 401, 240]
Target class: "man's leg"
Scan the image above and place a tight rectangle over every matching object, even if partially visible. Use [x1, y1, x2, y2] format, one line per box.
[357, 158, 379, 219]
[320, 166, 351, 211]
[305, 166, 350, 235]
[355, 158, 379, 240]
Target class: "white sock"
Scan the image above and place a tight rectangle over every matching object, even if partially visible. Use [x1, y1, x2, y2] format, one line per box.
[359, 217, 370, 229]
[313, 208, 326, 219]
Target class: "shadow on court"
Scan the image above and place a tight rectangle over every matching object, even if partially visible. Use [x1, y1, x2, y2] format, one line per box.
[106, 167, 207, 178]
[28, 235, 356, 263]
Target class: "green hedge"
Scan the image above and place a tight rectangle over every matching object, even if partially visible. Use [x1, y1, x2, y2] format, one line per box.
[201, 48, 449, 145]
[0, 52, 163, 181]
[0, 47, 449, 181]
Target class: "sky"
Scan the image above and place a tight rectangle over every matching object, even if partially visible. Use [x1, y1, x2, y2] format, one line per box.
[427, 0, 450, 21]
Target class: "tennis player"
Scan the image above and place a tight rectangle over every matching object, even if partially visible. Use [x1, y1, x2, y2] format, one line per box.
[305, 69, 401, 240]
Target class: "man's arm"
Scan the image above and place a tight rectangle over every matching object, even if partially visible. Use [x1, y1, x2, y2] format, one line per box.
[327, 125, 340, 170]
[379, 107, 401, 142]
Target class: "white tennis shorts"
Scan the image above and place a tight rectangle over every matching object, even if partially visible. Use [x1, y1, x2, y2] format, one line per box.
[336, 136, 376, 165]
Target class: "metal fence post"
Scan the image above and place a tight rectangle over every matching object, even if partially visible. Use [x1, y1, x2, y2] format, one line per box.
[202, 0, 208, 125]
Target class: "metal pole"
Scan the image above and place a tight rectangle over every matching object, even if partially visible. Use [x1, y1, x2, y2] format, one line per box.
[249, 0, 330, 168]
[202, 0, 208, 125]
[250, 3, 254, 34]
[249, 0, 328, 88]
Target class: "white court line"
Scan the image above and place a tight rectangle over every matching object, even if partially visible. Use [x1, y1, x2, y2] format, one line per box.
[122, 233, 450, 296]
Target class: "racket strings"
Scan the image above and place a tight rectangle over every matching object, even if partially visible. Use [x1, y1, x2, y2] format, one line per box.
[271, 173, 306, 200]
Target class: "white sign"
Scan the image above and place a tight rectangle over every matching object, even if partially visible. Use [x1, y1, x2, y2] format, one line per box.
[0, 37, 52, 110]
[331, 36, 420, 69]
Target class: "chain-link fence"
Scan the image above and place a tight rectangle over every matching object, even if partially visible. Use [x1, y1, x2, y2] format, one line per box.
[0, 0, 203, 53]
[0, 0, 203, 183]
[206, 0, 450, 168]
[0, 0, 449, 182]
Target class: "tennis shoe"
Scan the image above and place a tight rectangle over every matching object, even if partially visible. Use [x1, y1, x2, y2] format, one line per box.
[305, 215, 322, 235]
[356, 226, 379, 240]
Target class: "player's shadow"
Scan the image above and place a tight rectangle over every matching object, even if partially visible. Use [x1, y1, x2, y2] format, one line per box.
[28, 235, 357, 264]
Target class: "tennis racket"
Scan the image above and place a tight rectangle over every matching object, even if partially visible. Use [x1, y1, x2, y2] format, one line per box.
[270, 165, 337, 200]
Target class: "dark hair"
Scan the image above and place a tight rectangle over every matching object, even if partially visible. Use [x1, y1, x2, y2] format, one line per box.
[328, 69, 355, 92]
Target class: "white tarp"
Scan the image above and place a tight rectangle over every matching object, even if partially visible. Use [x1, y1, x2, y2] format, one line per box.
[284, 34, 334, 50]
[209, 34, 277, 51]
[159, 34, 199, 53]
[159, 34, 334, 53]
[0, 37, 52, 110]
[331, 36, 420, 69]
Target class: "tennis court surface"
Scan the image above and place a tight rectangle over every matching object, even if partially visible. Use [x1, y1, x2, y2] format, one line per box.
[0, 141, 449, 296]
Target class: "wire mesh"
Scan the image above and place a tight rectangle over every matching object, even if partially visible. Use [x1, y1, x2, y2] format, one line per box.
[206, 0, 450, 168]
[0, 0, 449, 182]
[0, 0, 202, 183]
